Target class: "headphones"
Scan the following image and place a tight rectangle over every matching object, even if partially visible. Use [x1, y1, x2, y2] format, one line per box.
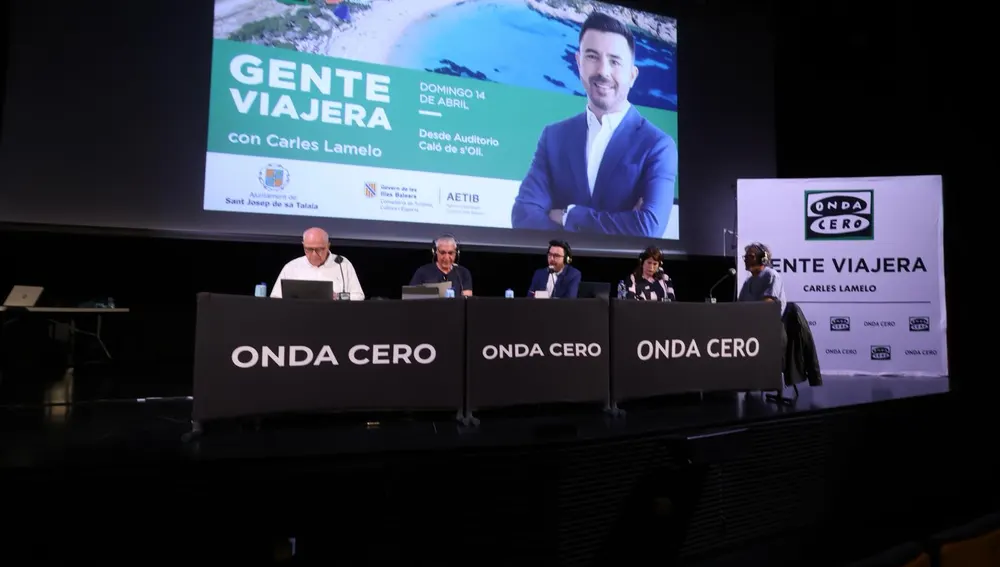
[745, 242, 770, 266]
[431, 233, 461, 262]
[548, 239, 572, 264]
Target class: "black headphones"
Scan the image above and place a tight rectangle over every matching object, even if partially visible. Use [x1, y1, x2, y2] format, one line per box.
[431, 233, 461, 262]
[745, 242, 770, 266]
[548, 239, 572, 264]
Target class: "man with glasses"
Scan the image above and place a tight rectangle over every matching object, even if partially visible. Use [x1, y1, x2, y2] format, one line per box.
[528, 240, 581, 298]
[409, 234, 473, 296]
[270, 227, 365, 300]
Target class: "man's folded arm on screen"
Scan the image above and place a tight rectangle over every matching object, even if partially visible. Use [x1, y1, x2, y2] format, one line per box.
[511, 127, 561, 230]
[564, 136, 677, 237]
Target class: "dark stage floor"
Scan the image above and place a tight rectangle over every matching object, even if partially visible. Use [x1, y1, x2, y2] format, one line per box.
[0, 360, 949, 468]
[3, 365, 992, 567]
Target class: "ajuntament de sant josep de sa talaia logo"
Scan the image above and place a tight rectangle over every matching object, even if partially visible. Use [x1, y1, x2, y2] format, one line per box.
[258, 164, 290, 191]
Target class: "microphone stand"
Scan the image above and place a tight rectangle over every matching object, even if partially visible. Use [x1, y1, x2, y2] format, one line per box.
[706, 270, 734, 303]
[731, 183, 738, 302]
[335, 256, 349, 300]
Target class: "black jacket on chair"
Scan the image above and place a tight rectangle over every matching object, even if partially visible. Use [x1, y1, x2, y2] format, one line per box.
[782, 302, 822, 386]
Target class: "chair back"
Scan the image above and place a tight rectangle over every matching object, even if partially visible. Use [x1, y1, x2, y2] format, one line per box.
[578, 281, 611, 299]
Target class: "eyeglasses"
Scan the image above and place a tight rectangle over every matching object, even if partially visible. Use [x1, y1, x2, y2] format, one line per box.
[304, 246, 328, 254]
[547, 253, 564, 258]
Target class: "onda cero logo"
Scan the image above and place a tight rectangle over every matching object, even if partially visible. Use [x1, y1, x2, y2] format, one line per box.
[909, 316, 930, 332]
[830, 316, 851, 331]
[805, 190, 874, 240]
[870, 345, 891, 361]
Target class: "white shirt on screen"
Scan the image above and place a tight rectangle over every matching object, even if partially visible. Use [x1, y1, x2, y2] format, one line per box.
[562, 103, 631, 226]
[270, 254, 365, 301]
[585, 103, 631, 194]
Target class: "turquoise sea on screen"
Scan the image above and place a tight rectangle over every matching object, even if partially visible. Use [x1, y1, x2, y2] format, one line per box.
[387, 1, 677, 112]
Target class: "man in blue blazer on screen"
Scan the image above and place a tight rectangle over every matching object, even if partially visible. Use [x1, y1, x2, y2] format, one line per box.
[510, 11, 677, 238]
[528, 240, 581, 298]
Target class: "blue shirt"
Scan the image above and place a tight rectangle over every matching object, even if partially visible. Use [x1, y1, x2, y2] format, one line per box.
[738, 266, 786, 316]
[409, 263, 473, 296]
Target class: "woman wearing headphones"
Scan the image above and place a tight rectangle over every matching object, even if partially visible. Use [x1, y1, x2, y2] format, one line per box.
[626, 246, 676, 301]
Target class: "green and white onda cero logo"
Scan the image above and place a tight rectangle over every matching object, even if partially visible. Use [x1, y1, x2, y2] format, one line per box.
[804, 190, 874, 240]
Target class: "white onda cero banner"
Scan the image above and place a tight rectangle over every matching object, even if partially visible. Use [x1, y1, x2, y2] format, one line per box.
[736, 175, 947, 378]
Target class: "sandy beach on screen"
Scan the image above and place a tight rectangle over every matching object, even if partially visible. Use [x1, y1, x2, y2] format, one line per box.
[214, 0, 296, 39]
[325, 0, 472, 65]
[323, 0, 674, 66]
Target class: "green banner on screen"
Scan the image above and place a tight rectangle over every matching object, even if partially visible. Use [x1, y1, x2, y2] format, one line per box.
[207, 38, 678, 195]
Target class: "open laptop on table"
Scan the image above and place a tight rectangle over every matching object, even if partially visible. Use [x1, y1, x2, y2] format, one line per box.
[401, 281, 451, 300]
[3, 285, 44, 308]
[281, 279, 333, 300]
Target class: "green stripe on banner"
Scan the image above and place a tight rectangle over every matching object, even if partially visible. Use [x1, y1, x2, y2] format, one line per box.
[206, 39, 679, 198]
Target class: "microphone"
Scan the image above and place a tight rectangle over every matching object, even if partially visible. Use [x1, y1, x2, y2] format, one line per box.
[334, 255, 350, 300]
[655, 269, 675, 301]
[707, 268, 737, 302]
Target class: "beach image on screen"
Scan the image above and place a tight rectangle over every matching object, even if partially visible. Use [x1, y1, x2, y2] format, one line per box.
[206, 0, 678, 239]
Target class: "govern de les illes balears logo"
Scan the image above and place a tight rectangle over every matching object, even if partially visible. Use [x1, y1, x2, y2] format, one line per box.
[805, 190, 874, 240]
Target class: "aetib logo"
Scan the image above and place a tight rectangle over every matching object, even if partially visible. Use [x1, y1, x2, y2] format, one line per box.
[805, 190, 874, 240]
[909, 316, 930, 332]
[870, 345, 891, 361]
[830, 316, 851, 331]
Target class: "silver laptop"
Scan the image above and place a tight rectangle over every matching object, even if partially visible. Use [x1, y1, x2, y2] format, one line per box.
[401, 281, 451, 300]
[4, 285, 43, 307]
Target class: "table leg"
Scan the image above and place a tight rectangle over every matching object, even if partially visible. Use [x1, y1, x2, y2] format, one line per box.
[68, 317, 76, 369]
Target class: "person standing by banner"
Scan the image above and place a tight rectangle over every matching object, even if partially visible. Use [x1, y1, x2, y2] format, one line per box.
[626, 246, 675, 301]
[737, 242, 786, 315]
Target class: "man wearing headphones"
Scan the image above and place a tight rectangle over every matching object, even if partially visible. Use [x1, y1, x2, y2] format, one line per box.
[528, 240, 581, 298]
[409, 234, 473, 296]
[738, 242, 786, 316]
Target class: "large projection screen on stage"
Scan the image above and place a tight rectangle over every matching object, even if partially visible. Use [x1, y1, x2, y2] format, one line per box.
[206, 0, 679, 242]
[0, 0, 776, 256]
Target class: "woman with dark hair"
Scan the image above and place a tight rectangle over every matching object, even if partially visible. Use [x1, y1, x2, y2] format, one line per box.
[626, 246, 675, 301]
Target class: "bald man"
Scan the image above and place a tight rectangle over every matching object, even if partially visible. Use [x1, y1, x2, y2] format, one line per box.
[270, 228, 365, 300]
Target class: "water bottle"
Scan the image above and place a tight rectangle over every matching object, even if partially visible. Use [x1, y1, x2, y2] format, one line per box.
[505, 288, 514, 298]
[445, 288, 456, 298]
[255, 282, 267, 297]
[107, 297, 116, 309]
[617, 280, 626, 299]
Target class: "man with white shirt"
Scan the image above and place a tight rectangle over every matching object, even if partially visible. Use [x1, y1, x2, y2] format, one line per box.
[510, 11, 677, 237]
[527, 239, 581, 298]
[270, 227, 365, 300]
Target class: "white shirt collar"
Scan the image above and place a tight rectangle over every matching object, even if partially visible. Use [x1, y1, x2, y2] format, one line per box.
[586, 102, 630, 132]
[303, 254, 335, 269]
